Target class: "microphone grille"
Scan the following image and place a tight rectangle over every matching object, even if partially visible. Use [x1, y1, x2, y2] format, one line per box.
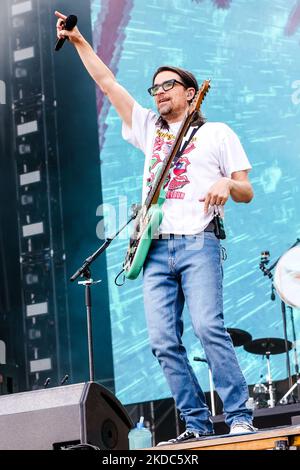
[65, 15, 78, 30]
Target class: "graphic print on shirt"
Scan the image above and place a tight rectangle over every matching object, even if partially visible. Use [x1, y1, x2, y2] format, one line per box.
[146, 129, 196, 200]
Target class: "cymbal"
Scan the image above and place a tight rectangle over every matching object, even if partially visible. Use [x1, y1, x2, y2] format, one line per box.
[244, 337, 293, 355]
[226, 328, 252, 347]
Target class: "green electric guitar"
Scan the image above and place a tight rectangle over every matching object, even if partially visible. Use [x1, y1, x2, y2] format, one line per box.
[123, 79, 211, 280]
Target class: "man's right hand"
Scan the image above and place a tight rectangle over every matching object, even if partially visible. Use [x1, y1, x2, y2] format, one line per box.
[55, 10, 82, 45]
[54, 10, 134, 129]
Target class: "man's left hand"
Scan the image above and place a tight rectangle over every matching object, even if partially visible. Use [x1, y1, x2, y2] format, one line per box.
[199, 177, 232, 214]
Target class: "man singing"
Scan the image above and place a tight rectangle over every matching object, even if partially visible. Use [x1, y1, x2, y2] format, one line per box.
[55, 10, 256, 443]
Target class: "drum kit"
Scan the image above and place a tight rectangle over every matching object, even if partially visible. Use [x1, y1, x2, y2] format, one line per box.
[226, 241, 300, 410]
[195, 242, 300, 414]
[227, 329, 294, 409]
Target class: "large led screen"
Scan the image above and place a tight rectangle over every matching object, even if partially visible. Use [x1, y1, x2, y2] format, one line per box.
[91, 0, 300, 405]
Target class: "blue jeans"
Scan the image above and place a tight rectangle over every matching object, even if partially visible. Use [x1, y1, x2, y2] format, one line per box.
[143, 232, 252, 432]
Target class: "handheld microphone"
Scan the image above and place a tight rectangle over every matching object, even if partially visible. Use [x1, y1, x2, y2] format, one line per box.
[55, 14, 78, 52]
[131, 204, 141, 219]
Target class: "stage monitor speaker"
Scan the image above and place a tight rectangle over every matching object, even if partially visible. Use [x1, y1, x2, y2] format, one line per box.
[0, 381, 133, 450]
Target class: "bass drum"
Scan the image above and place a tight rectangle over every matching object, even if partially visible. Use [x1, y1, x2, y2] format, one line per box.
[274, 246, 300, 308]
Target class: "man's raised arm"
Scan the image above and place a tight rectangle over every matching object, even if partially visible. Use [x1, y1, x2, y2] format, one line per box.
[55, 11, 134, 128]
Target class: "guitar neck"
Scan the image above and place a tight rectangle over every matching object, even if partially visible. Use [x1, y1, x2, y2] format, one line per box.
[143, 79, 210, 211]
[145, 111, 196, 209]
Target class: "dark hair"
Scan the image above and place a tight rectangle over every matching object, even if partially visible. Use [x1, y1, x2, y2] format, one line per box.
[152, 65, 206, 130]
[153, 65, 199, 92]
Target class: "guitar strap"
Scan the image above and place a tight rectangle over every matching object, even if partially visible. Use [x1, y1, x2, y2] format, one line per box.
[172, 123, 201, 166]
[172, 122, 226, 240]
[115, 124, 202, 287]
[158, 123, 201, 195]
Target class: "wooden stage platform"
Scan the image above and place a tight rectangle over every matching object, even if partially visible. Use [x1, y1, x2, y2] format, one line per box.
[150, 424, 300, 450]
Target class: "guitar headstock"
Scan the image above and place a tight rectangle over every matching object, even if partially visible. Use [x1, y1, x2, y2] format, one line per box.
[189, 79, 211, 114]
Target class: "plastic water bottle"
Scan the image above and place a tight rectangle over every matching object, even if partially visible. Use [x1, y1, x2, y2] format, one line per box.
[128, 416, 152, 449]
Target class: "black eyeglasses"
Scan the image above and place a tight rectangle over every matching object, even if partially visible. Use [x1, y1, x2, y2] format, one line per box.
[147, 79, 186, 96]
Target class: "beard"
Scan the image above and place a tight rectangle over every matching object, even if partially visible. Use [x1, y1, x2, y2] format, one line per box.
[158, 99, 172, 116]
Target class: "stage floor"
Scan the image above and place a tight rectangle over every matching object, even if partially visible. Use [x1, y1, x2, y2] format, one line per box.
[149, 424, 300, 450]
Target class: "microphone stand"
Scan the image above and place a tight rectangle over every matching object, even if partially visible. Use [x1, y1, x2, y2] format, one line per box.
[259, 239, 300, 403]
[70, 206, 139, 382]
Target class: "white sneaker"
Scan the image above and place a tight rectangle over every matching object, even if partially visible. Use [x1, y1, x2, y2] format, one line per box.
[230, 422, 258, 435]
[156, 429, 214, 446]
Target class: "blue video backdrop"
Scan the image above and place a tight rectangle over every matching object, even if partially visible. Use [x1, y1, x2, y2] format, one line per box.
[90, 0, 300, 405]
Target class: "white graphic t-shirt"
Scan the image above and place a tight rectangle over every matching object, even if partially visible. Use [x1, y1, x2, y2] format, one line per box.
[122, 101, 252, 235]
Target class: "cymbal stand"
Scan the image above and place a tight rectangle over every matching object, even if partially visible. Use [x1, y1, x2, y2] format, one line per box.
[289, 306, 300, 381]
[278, 306, 300, 404]
[280, 301, 293, 391]
[265, 351, 275, 408]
